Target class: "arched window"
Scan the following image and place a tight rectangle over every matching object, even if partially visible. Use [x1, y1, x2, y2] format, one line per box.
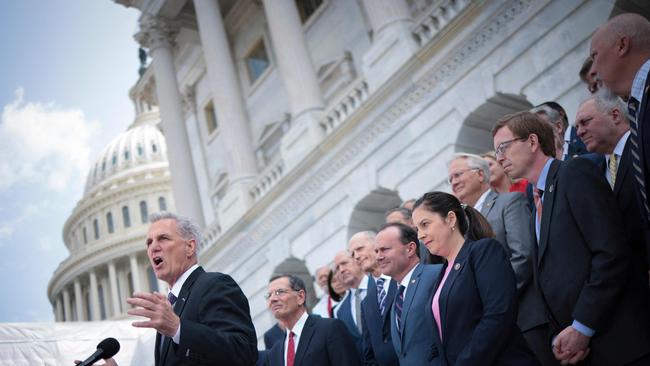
[151, 142, 158, 153]
[93, 219, 100, 239]
[158, 196, 167, 211]
[140, 201, 148, 223]
[82, 227, 88, 244]
[137, 144, 144, 156]
[124, 149, 130, 160]
[122, 206, 131, 228]
[106, 212, 114, 234]
[112, 154, 117, 166]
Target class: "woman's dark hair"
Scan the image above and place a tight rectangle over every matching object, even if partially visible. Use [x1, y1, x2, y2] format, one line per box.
[413, 191, 495, 241]
[327, 269, 343, 302]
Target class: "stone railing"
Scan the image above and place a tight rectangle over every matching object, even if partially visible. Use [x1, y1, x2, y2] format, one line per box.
[411, 0, 472, 47]
[199, 221, 221, 254]
[250, 157, 286, 202]
[320, 79, 369, 135]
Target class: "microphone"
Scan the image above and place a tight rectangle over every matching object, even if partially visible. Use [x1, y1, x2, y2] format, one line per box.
[77, 337, 120, 366]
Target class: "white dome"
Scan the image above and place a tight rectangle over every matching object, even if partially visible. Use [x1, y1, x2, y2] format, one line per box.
[84, 121, 168, 195]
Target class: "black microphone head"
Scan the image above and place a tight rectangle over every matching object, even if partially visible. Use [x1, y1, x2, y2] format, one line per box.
[97, 337, 120, 359]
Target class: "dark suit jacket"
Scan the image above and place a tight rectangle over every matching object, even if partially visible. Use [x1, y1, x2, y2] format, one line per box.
[361, 276, 399, 366]
[264, 323, 284, 350]
[156, 267, 258, 366]
[534, 158, 650, 365]
[335, 289, 363, 356]
[427, 238, 538, 366]
[566, 126, 588, 159]
[266, 314, 361, 366]
[389, 263, 442, 366]
[479, 190, 547, 332]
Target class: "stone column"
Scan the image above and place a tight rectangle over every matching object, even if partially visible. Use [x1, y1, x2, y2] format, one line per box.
[108, 261, 121, 317]
[62, 288, 71, 322]
[89, 270, 101, 321]
[192, 0, 259, 229]
[55, 296, 63, 322]
[73, 279, 84, 321]
[360, 0, 418, 92]
[136, 16, 206, 226]
[129, 255, 142, 293]
[262, 0, 325, 170]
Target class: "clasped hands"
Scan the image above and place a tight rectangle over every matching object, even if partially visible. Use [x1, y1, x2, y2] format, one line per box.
[126, 292, 180, 337]
[552, 326, 591, 365]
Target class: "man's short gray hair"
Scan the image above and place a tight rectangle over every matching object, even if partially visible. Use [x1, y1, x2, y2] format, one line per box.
[149, 211, 202, 243]
[530, 105, 563, 126]
[450, 153, 490, 182]
[585, 87, 629, 122]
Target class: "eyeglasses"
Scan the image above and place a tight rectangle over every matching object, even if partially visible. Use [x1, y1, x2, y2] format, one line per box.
[495, 137, 528, 157]
[447, 168, 479, 184]
[264, 288, 298, 300]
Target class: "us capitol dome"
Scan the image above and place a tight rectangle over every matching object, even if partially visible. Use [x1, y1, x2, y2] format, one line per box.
[48, 77, 174, 321]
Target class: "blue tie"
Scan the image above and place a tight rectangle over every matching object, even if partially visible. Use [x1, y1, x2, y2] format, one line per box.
[395, 285, 405, 337]
[376, 278, 387, 315]
[167, 292, 177, 306]
[627, 97, 650, 221]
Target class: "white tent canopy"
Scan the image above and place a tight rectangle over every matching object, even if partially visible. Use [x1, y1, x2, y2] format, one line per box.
[0, 321, 155, 366]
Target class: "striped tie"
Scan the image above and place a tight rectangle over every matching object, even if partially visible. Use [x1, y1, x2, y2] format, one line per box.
[376, 278, 387, 315]
[533, 188, 543, 226]
[395, 285, 405, 338]
[627, 97, 650, 220]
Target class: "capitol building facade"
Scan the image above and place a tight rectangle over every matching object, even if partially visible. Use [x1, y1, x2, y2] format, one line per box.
[49, 0, 633, 340]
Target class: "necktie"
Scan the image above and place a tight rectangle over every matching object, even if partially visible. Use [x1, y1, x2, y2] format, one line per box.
[286, 331, 295, 366]
[533, 188, 544, 225]
[354, 289, 363, 333]
[395, 285, 405, 337]
[376, 278, 387, 315]
[608, 153, 618, 189]
[167, 292, 177, 306]
[628, 97, 650, 220]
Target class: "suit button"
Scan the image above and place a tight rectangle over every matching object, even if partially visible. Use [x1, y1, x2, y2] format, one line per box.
[403, 353, 407, 357]
[383, 339, 388, 343]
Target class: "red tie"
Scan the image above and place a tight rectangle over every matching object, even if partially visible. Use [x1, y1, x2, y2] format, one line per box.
[287, 331, 295, 366]
[533, 188, 543, 224]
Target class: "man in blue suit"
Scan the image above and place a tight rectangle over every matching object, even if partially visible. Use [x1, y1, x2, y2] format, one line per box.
[375, 222, 442, 365]
[348, 231, 399, 366]
[333, 250, 366, 357]
[265, 274, 360, 366]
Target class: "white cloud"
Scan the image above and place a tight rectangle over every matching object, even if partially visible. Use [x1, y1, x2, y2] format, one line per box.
[0, 88, 99, 192]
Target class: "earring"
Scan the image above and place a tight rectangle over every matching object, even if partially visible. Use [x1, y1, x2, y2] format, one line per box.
[451, 225, 455, 231]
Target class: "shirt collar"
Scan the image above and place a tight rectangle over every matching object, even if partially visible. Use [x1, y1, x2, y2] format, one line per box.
[631, 59, 650, 103]
[399, 263, 419, 290]
[473, 188, 491, 211]
[169, 264, 199, 297]
[287, 310, 309, 337]
[536, 158, 554, 192]
[357, 275, 369, 291]
[613, 130, 630, 157]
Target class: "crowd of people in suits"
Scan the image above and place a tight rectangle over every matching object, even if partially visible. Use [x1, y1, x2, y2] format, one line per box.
[258, 13, 650, 366]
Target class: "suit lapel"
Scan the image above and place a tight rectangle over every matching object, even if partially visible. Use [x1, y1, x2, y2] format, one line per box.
[294, 315, 317, 365]
[383, 279, 397, 324]
[439, 244, 470, 341]
[160, 266, 205, 365]
[399, 264, 423, 343]
[480, 190, 498, 218]
[538, 160, 560, 266]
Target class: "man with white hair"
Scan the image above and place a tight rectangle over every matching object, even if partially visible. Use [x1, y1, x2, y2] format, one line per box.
[447, 153, 551, 364]
[531, 101, 588, 160]
[590, 13, 650, 227]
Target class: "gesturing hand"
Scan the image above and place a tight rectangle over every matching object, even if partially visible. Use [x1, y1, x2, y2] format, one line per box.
[127, 292, 180, 337]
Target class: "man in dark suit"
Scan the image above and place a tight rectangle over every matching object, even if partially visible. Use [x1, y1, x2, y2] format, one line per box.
[348, 231, 399, 366]
[493, 111, 650, 365]
[576, 91, 650, 291]
[264, 323, 285, 350]
[375, 222, 442, 365]
[448, 153, 552, 364]
[531, 102, 588, 160]
[333, 250, 365, 356]
[265, 274, 360, 366]
[590, 13, 650, 228]
[385, 208, 443, 265]
[126, 212, 257, 366]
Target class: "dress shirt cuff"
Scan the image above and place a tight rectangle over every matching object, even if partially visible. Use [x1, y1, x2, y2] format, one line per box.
[172, 322, 181, 344]
[572, 320, 595, 337]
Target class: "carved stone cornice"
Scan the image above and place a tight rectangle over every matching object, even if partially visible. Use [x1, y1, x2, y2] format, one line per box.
[135, 15, 180, 51]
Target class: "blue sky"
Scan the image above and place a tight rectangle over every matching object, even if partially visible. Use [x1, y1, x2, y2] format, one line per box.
[0, 1, 141, 322]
